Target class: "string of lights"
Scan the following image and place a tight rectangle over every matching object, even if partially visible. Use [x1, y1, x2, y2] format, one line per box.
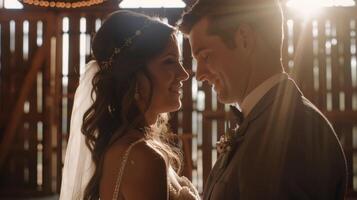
[19, 0, 105, 8]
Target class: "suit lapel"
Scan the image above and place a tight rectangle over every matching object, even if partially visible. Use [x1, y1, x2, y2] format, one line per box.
[203, 156, 224, 200]
[204, 79, 301, 200]
[221, 80, 291, 168]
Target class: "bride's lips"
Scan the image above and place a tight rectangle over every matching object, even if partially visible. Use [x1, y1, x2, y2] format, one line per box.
[169, 83, 183, 94]
[169, 87, 182, 94]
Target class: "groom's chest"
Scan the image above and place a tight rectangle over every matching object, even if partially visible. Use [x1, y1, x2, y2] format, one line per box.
[208, 132, 250, 200]
[208, 123, 267, 200]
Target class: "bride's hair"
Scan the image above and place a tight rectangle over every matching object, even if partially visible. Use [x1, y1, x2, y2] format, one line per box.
[82, 10, 182, 200]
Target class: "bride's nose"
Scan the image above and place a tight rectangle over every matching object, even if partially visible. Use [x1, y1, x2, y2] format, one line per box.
[177, 64, 189, 82]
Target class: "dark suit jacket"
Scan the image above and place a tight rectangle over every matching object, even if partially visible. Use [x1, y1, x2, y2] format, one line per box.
[203, 78, 347, 200]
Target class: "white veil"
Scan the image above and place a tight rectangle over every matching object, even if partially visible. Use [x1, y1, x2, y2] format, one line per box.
[60, 60, 99, 200]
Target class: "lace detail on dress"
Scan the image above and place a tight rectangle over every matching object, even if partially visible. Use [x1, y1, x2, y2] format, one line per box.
[169, 176, 201, 200]
[112, 138, 145, 200]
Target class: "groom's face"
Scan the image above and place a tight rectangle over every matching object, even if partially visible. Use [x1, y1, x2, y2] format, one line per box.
[189, 17, 252, 104]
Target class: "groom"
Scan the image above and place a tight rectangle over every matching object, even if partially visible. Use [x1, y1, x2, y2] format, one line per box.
[179, 0, 347, 199]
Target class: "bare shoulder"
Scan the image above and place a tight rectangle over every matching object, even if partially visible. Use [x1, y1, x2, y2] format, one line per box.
[100, 130, 168, 200]
[103, 129, 166, 169]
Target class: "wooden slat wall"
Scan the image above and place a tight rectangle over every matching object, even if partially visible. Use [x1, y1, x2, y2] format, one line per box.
[181, 38, 194, 180]
[28, 19, 38, 190]
[0, 18, 10, 188]
[42, 19, 51, 193]
[0, 11, 52, 197]
[318, 18, 329, 112]
[202, 82, 212, 188]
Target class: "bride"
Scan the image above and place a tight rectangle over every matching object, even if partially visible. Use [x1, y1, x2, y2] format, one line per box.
[60, 10, 200, 200]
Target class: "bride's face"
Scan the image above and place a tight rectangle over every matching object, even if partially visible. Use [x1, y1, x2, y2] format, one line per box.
[137, 35, 189, 116]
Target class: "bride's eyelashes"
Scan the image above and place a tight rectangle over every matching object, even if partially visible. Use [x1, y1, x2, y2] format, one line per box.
[163, 57, 182, 65]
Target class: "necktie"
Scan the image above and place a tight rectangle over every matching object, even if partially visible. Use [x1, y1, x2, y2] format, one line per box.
[229, 105, 244, 125]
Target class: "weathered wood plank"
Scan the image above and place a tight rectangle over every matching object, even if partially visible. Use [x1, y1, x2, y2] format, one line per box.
[0, 45, 46, 170]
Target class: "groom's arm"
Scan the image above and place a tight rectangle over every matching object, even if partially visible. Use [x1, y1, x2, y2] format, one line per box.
[239, 112, 346, 200]
[278, 117, 346, 200]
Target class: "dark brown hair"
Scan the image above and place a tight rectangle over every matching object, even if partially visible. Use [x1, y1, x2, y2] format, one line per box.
[178, 0, 284, 52]
[82, 10, 182, 200]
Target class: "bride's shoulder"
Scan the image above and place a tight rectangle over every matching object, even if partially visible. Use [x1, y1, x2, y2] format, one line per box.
[104, 130, 165, 165]
[100, 130, 168, 199]
[103, 129, 167, 179]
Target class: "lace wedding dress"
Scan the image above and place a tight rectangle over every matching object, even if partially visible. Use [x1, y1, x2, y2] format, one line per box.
[112, 139, 200, 200]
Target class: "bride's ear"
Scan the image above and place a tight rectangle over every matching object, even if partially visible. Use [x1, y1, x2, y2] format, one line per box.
[134, 72, 150, 107]
[135, 72, 145, 100]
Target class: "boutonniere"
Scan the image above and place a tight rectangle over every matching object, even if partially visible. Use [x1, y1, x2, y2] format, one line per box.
[216, 128, 238, 154]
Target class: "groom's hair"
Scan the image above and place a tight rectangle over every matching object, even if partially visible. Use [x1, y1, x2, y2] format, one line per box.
[178, 0, 284, 53]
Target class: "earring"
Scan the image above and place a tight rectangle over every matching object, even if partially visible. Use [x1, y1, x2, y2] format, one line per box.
[108, 105, 115, 114]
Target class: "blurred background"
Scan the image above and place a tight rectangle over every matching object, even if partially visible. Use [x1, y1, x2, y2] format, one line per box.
[0, 0, 357, 199]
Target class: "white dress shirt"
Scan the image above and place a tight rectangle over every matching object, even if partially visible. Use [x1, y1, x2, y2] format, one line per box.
[240, 73, 288, 118]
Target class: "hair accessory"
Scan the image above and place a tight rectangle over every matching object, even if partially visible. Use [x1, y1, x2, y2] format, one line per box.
[101, 20, 152, 69]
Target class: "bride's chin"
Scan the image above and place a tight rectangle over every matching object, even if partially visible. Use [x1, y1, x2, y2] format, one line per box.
[165, 104, 182, 113]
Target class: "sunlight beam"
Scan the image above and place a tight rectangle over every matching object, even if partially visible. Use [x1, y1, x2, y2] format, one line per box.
[286, 0, 355, 19]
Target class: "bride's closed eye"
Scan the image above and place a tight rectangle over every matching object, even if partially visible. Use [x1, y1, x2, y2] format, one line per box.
[163, 57, 182, 66]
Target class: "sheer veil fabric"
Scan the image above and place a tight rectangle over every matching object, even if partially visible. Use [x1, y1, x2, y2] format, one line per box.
[60, 60, 98, 200]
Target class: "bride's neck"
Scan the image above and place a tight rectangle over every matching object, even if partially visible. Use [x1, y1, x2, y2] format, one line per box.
[144, 110, 158, 125]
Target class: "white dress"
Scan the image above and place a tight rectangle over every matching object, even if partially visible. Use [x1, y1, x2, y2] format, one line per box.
[112, 139, 200, 200]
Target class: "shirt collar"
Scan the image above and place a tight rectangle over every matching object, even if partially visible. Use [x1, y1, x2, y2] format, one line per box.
[240, 73, 288, 117]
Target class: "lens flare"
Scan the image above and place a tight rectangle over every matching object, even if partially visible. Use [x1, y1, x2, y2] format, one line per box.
[286, 0, 355, 19]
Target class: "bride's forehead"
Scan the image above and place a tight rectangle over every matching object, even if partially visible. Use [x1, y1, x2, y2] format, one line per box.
[157, 38, 180, 58]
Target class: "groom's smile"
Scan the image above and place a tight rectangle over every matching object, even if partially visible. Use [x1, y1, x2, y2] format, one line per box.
[189, 17, 254, 105]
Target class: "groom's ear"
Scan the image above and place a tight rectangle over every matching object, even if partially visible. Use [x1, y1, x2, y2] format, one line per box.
[234, 23, 256, 55]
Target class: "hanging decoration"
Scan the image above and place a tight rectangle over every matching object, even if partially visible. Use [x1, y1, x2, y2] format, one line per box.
[19, 0, 106, 8]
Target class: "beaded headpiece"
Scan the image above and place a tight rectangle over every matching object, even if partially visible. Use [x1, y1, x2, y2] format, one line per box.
[101, 20, 152, 69]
